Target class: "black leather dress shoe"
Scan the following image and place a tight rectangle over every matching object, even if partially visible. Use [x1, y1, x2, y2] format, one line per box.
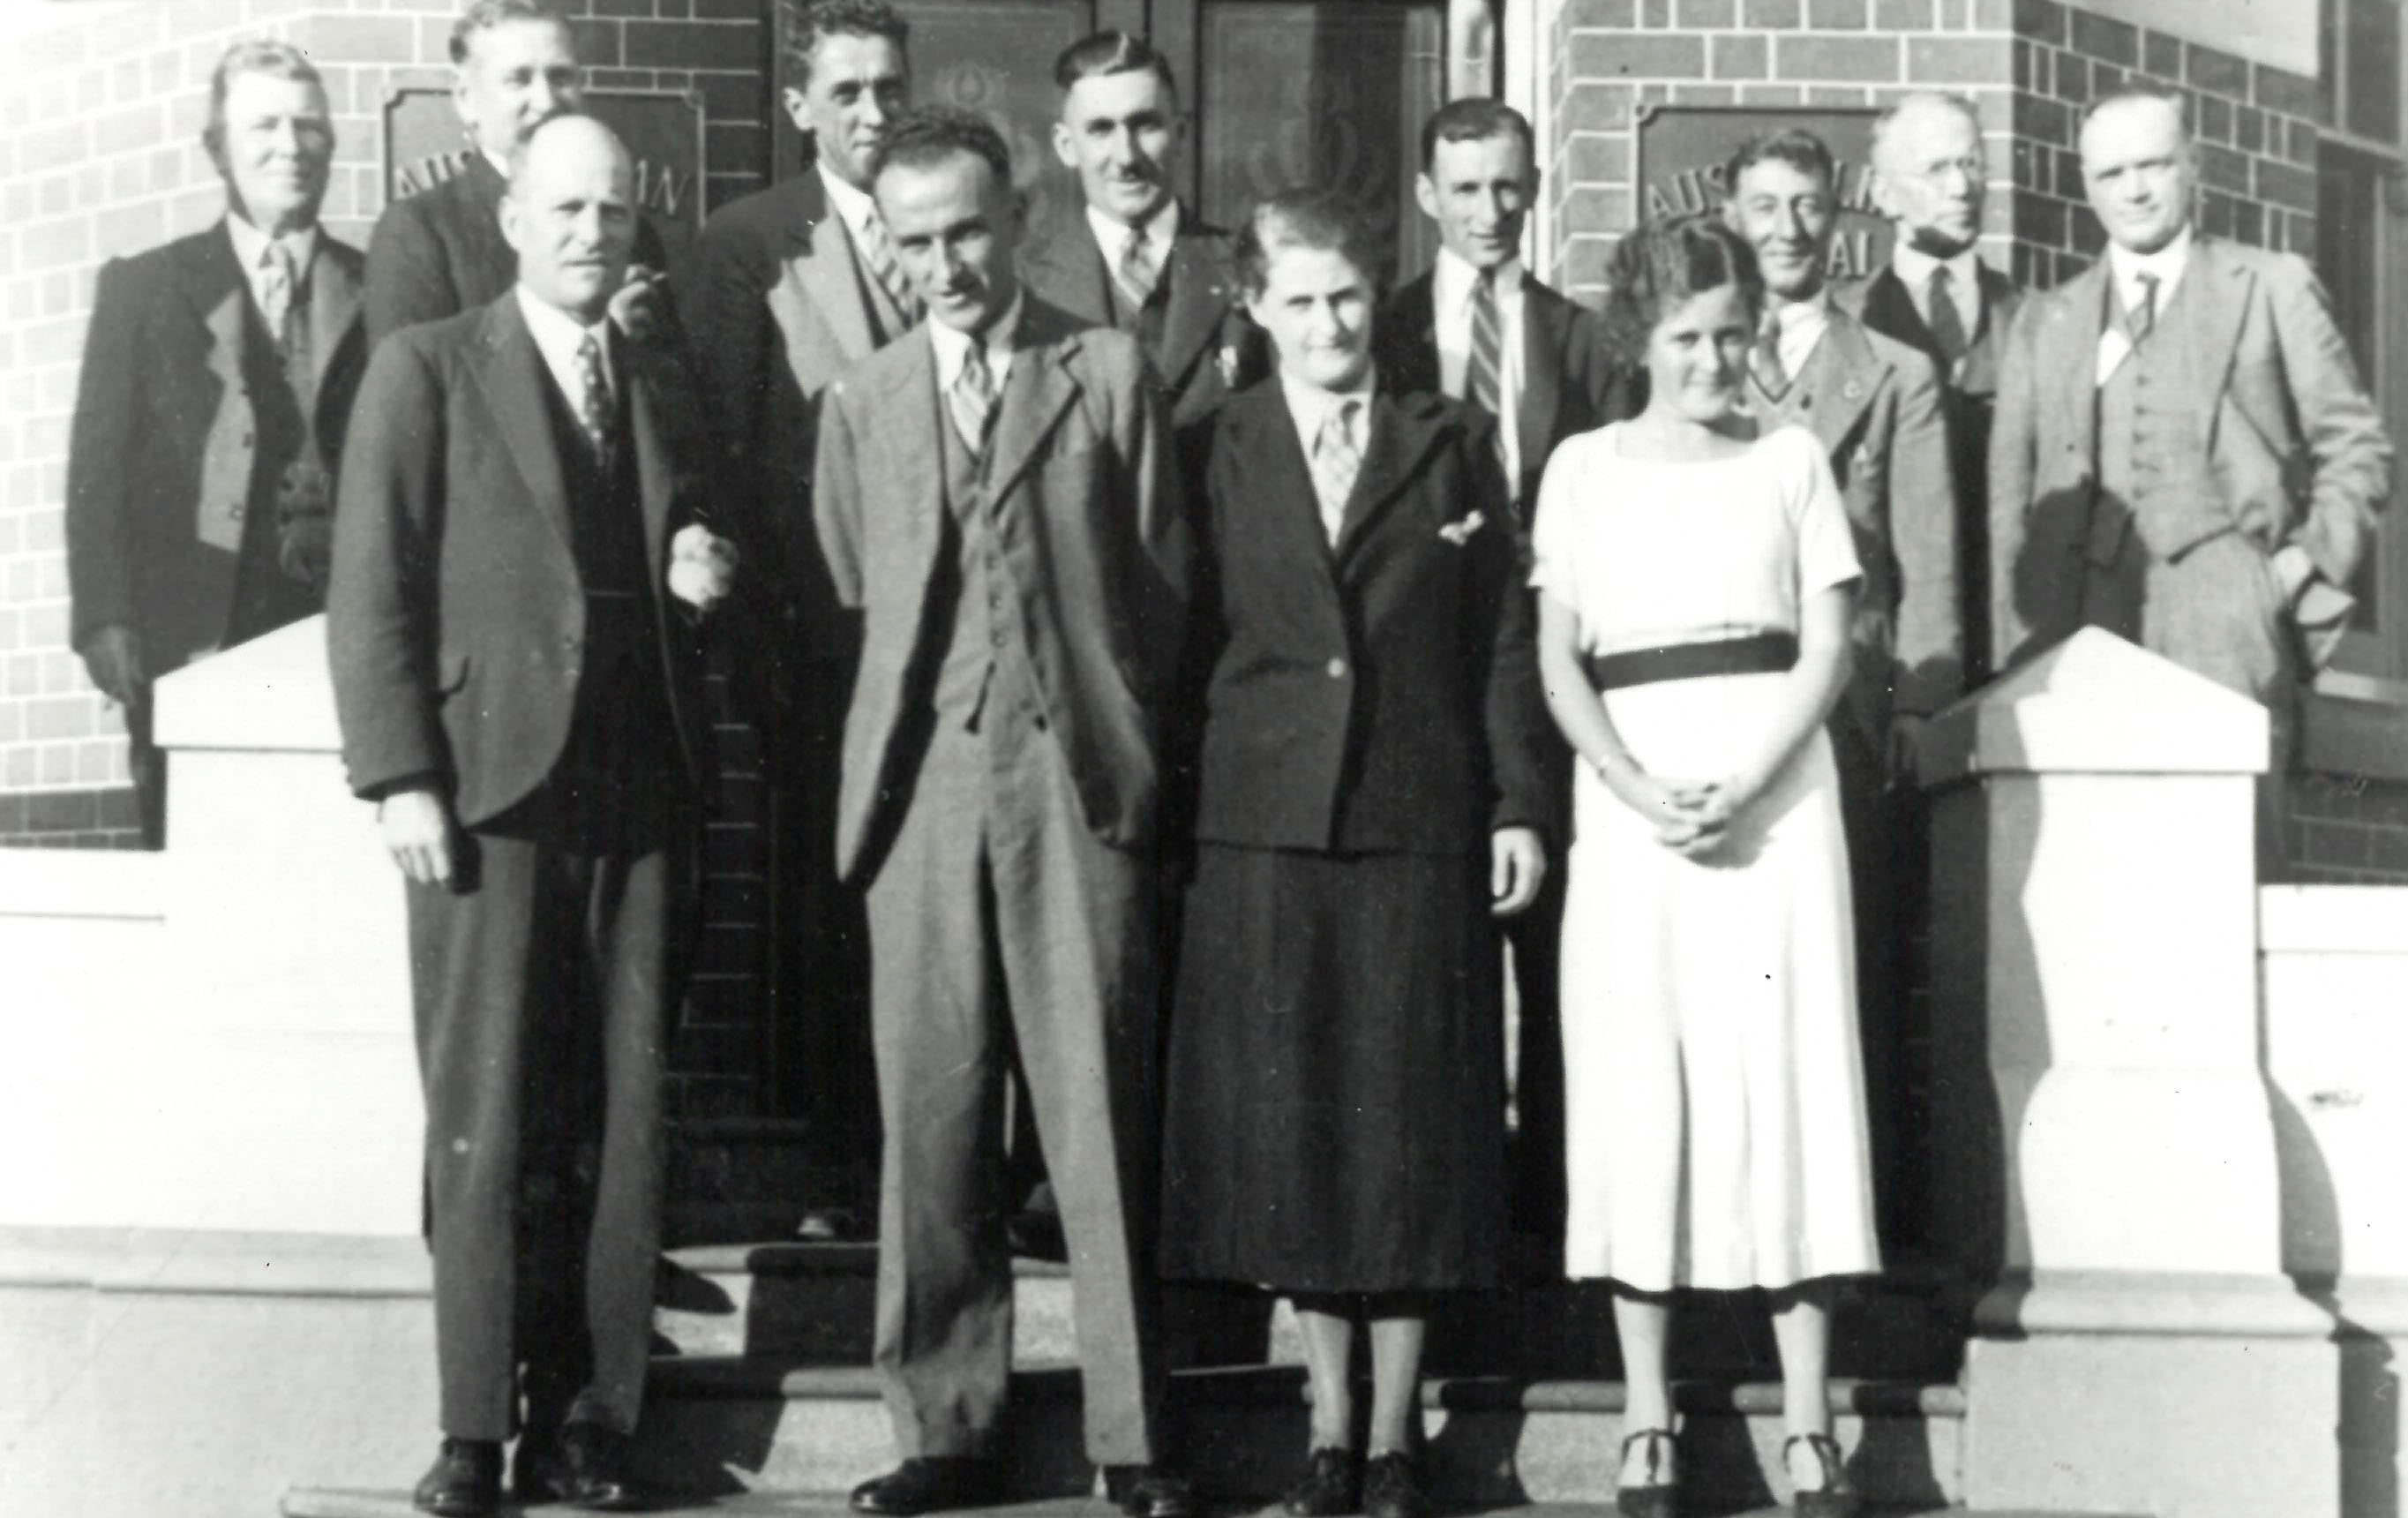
[413, 1438, 502, 1517]
[1282, 1447, 1364, 1517]
[1362, 1451, 1434, 1518]
[1105, 1464, 1199, 1518]
[533, 1422, 649, 1511]
[849, 1457, 998, 1515]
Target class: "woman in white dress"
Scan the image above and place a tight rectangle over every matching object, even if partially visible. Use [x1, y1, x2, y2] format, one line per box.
[1530, 215, 1879, 1518]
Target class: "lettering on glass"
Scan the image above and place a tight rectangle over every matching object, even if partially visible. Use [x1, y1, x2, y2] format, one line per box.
[1632, 107, 1894, 275]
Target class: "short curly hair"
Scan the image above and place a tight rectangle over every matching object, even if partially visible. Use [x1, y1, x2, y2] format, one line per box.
[1599, 214, 1765, 367]
[867, 105, 1012, 191]
[1232, 187, 1384, 302]
[786, 0, 910, 84]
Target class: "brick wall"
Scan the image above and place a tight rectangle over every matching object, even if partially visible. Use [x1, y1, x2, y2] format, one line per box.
[0, 0, 775, 1111]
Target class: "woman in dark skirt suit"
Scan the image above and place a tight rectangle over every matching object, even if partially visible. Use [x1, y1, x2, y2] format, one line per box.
[1158, 187, 1553, 1518]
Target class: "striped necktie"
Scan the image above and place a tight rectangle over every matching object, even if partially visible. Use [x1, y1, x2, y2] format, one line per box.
[1751, 305, 1790, 400]
[857, 210, 921, 327]
[1309, 398, 1363, 545]
[2132, 271, 2159, 341]
[259, 242, 298, 358]
[949, 337, 994, 455]
[1467, 268, 1504, 416]
[575, 331, 613, 461]
[1114, 223, 1159, 325]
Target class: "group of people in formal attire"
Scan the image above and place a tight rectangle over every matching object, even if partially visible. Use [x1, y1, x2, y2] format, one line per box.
[61, 3, 2389, 1518]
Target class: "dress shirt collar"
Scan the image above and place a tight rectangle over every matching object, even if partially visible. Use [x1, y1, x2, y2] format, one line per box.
[1891, 242, 1981, 324]
[1433, 245, 1524, 319]
[224, 211, 319, 303]
[2105, 224, 2193, 321]
[1086, 197, 1181, 269]
[515, 284, 615, 405]
[929, 288, 1024, 393]
[1281, 371, 1377, 455]
[1767, 285, 1831, 376]
[819, 162, 881, 241]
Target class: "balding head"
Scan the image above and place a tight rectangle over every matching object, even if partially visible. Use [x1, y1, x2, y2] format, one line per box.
[2080, 87, 2194, 255]
[1871, 92, 1987, 258]
[500, 113, 636, 323]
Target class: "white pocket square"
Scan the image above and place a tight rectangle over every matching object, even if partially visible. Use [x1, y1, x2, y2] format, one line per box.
[1437, 511, 1486, 546]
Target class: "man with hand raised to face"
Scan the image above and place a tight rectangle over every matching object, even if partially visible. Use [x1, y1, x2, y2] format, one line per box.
[677, 0, 916, 1244]
[330, 112, 734, 1518]
[1725, 127, 1959, 1258]
[814, 107, 1196, 1518]
[1019, 29, 1266, 455]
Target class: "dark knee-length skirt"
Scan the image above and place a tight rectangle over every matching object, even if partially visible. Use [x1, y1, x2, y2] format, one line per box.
[1158, 842, 1508, 1294]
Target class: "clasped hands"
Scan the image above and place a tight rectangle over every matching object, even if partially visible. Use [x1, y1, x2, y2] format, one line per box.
[1609, 770, 1760, 862]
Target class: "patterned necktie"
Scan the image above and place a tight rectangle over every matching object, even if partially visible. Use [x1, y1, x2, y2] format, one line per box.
[2132, 270, 2159, 341]
[575, 331, 613, 460]
[260, 242, 297, 357]
[1114, 224, 1159, 325]
[1924, 264, 1969, 366]
[1467, 268, 1504, 416]
[857, 211, 921, 327]
[1309, 398, 1363, 545]
[1751, 305, 1790, 399]
[949, 337, 995, 455]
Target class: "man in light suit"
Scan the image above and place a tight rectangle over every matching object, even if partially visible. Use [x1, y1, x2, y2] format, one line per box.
[814, 108, 1196, 1518]
[1019, 29, 1266, 457]
[676, 0, 914, 1237]
[365, 0, 664, 347]
[1372, 95, 1629, 1244]
[1728, 127, 1961, 1254]
[66, 39, 365, 846]
[1992, 86, 2390, 868]
[1855, 91, 2022, 684]
[329, 114, 734, 1517]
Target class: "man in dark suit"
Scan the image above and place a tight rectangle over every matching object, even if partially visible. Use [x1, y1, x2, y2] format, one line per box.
[1728, 127, 1962, 1254]
[365, 0, 664, 347]
[675, 0, 915, 1237]
[1992, 86, 2389, 868]
[329, 114, 735, 1518]
[1373, 96, 1626, 1244]
[1021, 29, 1265, 452]
[1853, 90, 2022, 683]
[815, 109, 1194, 1518]
[66, 39, 364, 847]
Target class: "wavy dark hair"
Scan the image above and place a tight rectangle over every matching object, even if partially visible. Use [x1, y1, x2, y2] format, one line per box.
[1232, 187, 1384, 302]
[1598, 214, 1766, 372]
[867, 105, 1012, 190]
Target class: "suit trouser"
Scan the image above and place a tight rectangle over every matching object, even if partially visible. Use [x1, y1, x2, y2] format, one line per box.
[2082, 527, 2298, 869]
[408, 830, 676, 1441]
[1832, 716, 1924, 1254]
[863, 712, 1162, 1466]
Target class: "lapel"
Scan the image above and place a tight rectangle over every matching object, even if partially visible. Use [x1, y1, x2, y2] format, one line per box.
[983, 302, 1084, 505]
[1021, 215, 1114, 328]
[1155, 214, 1232, 385]
[1517, 274, 1568, 470]
[794, 209, 880, 364]
[2182, 237, 2254, 440]
[2043, 260, 2112, 463]
[1791, 305, 1886, 458]
[467, 294, 574, 554]
[1239, 380, 1348, 597]
[867, 325, 946, 593]
[176, 220, 251, 372]
[177, 223, 252, 554]
[1857, 267, 1932, 355]
[1335, 388, 1448, 567]
[302, 239, 362, 395]
[625, 342, 676, 582]
[1377, 274, 1443, 395]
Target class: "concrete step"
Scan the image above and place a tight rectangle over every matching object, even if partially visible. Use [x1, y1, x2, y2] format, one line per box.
[626, 1362, 1968, 1513]
[656, 1245, 1968, 1383]
[284, 1492, 2104, 1518]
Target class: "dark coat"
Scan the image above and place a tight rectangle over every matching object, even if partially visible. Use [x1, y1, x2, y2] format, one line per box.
[66, 219, 366, 667]
[1373, 269, 1634, 517]
[327, 291, 711, 827]
[1181, 380, 1551, 857]
[1847, 260, 2022, 680]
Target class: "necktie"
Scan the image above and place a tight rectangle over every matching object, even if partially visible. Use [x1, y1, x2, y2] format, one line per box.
[259, 242, 297, 357]
[1467, 269, 1504, 417]
[1114, 224, 1159, 325]
[949, 338, 995, 455]
[1309, 398, 1363, 545]
[575, 331, 613, 460]
[2132, 270, 2159, 341]
[857, 211, 921, 327]
[1751, 306, 1790, 399]
[1924, 264, 1969, 366]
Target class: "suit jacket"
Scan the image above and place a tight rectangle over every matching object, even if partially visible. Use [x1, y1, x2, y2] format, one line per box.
[1182, 380, 1549, 856]
[675, 172, 885, 654]
[66, 218, 366, 669]
[1849, 260, 2022, 680]
[813, 297, 1186, 883]
[1990, 235, 2391, 671]
[1373, 269, 1634, 516]
[1754, 304, 1962, 743]
[1016, 205, 1268, 441]
[328, 291, 711, 829]
[364, 154, 670, 347]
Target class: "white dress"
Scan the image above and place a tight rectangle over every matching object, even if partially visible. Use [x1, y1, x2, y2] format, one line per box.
[1532, 422, 1880, 1292]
